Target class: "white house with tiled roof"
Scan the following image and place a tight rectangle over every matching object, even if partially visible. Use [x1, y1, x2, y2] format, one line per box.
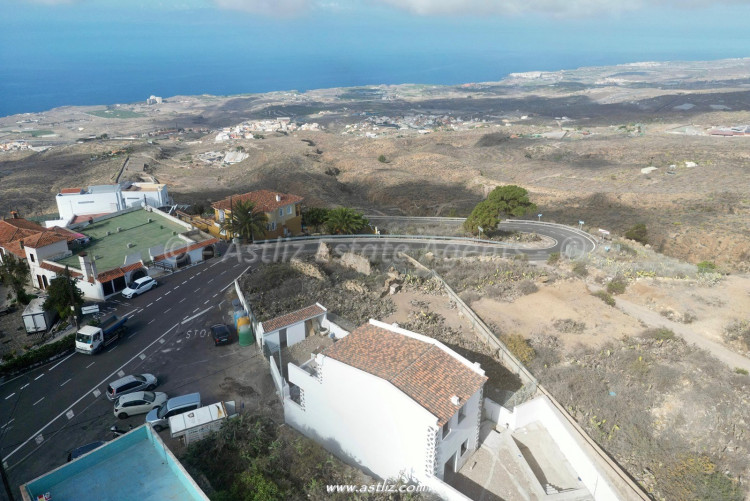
[283, 319, 487, 485]
[258, 303, 327, 353]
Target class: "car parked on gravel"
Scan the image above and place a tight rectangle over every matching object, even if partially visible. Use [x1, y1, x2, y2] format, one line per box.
[113, 391, 168, 419]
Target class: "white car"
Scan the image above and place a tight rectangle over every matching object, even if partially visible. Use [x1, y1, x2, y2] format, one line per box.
[114, 391, 168, 419]
[122, 276, 157, 299]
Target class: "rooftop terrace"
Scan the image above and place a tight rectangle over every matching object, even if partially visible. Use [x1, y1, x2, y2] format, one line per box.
[56, 209, 188, 271]
[21, 425, 208, 501]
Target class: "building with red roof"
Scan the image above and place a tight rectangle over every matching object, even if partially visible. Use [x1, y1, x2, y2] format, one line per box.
[210, 190, 303, 240]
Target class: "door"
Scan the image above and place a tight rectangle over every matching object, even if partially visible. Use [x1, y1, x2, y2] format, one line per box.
[279, 328, 287, 349]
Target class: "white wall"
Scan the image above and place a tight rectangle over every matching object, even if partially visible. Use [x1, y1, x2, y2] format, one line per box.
[436, 389, 482, 478]
[322, 317, 349, 339]
[264, 321, 308, 352]
[285, 355, 438, 482]
[498, 396, 621, 501]
[56, 191, 123, 221]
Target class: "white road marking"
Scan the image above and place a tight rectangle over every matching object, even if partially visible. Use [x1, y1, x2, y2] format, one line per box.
[148, 319, 155, 324]
[66, 410, 75, 420]
[155, 297, 162, 302]
[212, 293, 218, 298]
[48, 353, 75, 371]
[147, 303, 154, 308]
[34, 373, 44, 381]
[181, 307, 213, 325]
[194, 288, 200, 293]
[164, 308, 171, 314]
[220, 270, 227, 275]
[164, 291, 171, 296]
[4, 393, 15, 400]
[2, 322, 181, 463]
[60, 378, 72, 387]
[207, 278, 214, 284]
[20, 384, 29, 390]
[179, 298, 186, 303]
[193, 308, 200, 313]
[107, 345, 118, 353]
[195, 271, 201, 275]
[139, 354, 146, 360]
[204, 299, 210, 305]
[32, 397, 44, 406]
[122, 309, 138, 318]
[158, 339, 165, 344]
[182, 280, 188, 285]
[86, 362, 95, 369]
[117, 370, 125, 377]
[1, 419, 15, 429]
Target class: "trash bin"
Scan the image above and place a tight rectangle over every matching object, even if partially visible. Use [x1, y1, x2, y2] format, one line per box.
[238, 323, 254, 347]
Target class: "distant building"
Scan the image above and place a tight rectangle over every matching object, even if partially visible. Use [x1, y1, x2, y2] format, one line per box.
[146, 95, 163, 105]
[52, 182, 171, 227]
[211, 190, 303, 240]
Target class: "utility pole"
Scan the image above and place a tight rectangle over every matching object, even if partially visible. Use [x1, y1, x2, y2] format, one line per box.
[1, 458, 15, 501]
[65, 265, 78, 329]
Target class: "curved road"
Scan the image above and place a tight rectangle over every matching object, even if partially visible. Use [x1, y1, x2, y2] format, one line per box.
[0, 221, 595, 496]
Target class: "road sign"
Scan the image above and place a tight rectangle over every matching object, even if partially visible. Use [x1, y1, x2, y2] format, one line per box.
[579, 220, 584, 225]
[81, 305, 100, 315]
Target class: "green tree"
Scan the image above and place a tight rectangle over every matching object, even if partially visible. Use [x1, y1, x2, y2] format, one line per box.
[625, 223, 648, 244]
[301, 207, 330, 233]
[43, 267, 84, 321]
[325, 207, 368, 235]
[0, 254, 31, 304]
[378, 154, 387, 163]
[464, 185, 537, 235]
[220, 199, 268, 243]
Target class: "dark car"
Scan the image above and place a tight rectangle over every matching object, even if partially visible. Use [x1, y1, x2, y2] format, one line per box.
[67, 440, 106, 462]
[210, 324, 231, 346]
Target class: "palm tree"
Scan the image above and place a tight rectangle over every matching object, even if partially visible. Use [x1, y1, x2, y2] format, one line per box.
[325, 207, 368, 235]
[220, 199, 268, 242]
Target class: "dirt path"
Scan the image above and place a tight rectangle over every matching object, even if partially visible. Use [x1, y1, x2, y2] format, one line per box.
[612, 294, 750, 372]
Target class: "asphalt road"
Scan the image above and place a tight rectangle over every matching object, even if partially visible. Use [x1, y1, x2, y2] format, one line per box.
[0, 221, 595, 498]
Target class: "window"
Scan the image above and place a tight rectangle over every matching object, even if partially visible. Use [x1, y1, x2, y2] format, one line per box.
[458, 404, 466, 423]
[287, 205, 293, 215]
[218, 210, 225, 222]
[30, 253, 35, 263]
[279, 208, 283, 216]
[460, 439, 468, 456]
[271, 222, 276, 231]
[442, 421, 451, 439]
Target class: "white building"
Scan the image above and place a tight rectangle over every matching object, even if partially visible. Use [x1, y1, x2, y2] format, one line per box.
[258, 303, 328, 353]
[53, 182, 171, 226]
[282, 319, 487, 483]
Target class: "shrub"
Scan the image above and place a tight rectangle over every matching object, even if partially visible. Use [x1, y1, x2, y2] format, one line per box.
[378, 154, 387, 163]
[500, 333, 536, 364]
[625, 223, 648, 244]
[572, 261, 588, 277]
[517, 279, 538, 295]
[593, 290, 616, 306]
[547, 252, 560, 265]
[697, 260, 717, 273]
[606, 276, 628, 295]
[553, 318, 586, 334]
[645, 328, 675, 341]
[734, 368, 749, 375]
[723, 320, 750, 349]
[0, 334, 75, 377]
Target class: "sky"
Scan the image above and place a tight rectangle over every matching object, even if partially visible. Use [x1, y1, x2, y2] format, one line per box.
[1, 0, 750, 115]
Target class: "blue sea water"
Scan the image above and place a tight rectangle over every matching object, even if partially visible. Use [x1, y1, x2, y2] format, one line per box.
[2, 3, 749, 118]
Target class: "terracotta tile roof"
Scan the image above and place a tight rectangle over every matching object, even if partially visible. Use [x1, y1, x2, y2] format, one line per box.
[324, 322, 487, 426]
[0, 225, 38, 245]
[39, 262, 83, 278]
[1, 240, 26, 259]
[22, 231, 68, 248]
[212, 190, 303, 212]
[60, 187, 83, 194]
[70, 213, 110, 224]
[261, 304, 326, 333]
[0, 218, 45, 232]
[47, 226, 82, 243]
[152, 238, 219, 262]
[97, 262, 145, 283]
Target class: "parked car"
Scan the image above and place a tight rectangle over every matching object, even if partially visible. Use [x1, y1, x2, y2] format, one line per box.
[122, 276, 157, 299]
[67, 441, 106, 462]
[145, 392, 201, 432]
[114, 391, 168, 419]
[106, 374, 158, 401]
[210, 323, 231, 346]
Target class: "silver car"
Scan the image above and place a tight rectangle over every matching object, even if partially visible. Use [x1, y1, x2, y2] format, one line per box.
[106, 374, 158, 401]
[114, 391, 168, 419]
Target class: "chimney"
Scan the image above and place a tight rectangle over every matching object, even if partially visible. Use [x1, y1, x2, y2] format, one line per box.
[78, 252, 97, 281]
[10, 210, 19, 219]
[275, 194, 281, 202]
[450, 395, 461, 406]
